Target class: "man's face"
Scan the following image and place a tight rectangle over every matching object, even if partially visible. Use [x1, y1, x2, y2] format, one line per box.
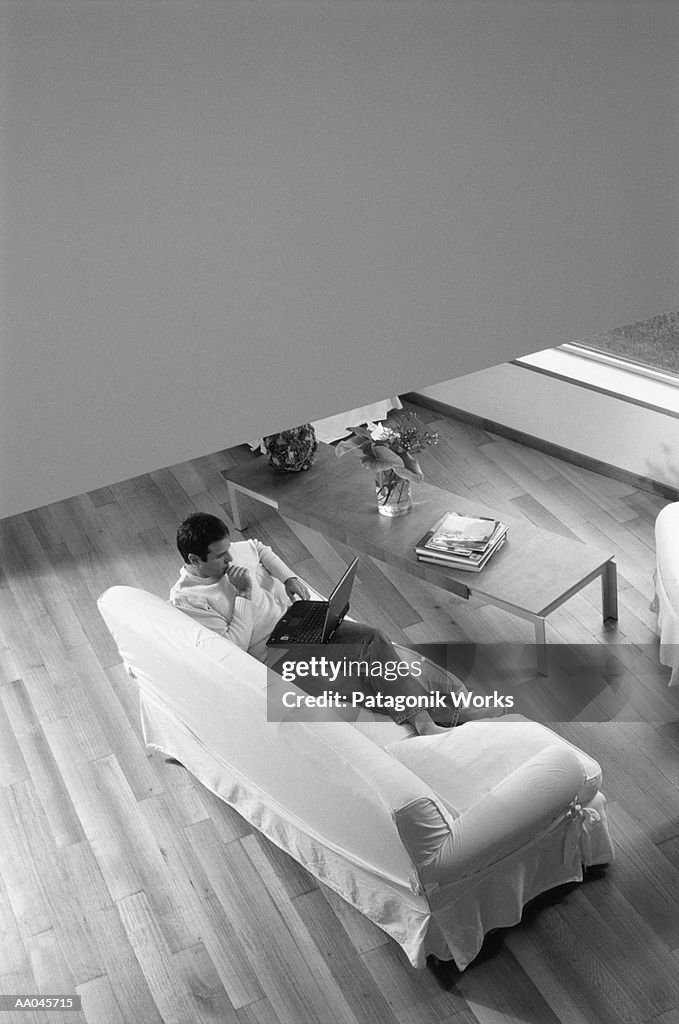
[190, 536, 232, 578]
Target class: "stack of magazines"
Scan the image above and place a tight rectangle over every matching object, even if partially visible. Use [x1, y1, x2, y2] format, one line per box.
[415, 511, 508, 572]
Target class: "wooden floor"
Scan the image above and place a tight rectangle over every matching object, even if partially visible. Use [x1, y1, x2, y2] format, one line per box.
[1, 402, 679, 1024]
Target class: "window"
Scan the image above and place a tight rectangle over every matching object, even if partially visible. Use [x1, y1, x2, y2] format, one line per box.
[564, 311, 679, 379]
[515, 310, 679, 416]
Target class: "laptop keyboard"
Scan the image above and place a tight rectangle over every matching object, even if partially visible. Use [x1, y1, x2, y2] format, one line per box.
[293, 604, 328, 643]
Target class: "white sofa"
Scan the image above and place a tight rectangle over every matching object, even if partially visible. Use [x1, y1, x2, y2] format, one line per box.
[97, 585, 614, 971]
[653, 502, 679, 686]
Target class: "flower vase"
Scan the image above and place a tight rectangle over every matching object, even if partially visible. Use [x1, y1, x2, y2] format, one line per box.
[375, 469, 413, 517]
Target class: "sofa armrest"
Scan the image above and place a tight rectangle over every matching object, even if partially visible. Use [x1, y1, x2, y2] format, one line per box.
[397, 743, 587, 891]
[655, 503, 679, 597]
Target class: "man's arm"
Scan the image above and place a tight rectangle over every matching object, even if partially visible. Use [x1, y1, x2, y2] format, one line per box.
[284, 576, 311, 601]
[250, 539, 309, 598]
[252, 538, 297, 583]
[172, 577, 255, 651]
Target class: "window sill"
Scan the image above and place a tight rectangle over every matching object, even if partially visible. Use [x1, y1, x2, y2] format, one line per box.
[514, 345, 679, 418]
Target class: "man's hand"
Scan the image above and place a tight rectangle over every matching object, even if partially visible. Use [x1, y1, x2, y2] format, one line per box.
[226, 564, 253, 599]
[285, 577, 310, 601]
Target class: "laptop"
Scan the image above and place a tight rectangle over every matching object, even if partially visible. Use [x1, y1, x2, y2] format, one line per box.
[267, 558, 358, 646]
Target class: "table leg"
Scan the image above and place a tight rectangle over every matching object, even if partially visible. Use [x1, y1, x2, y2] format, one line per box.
[534, 618, 548, 676]
[601, 559, 618, 621]
[473, 592, 551, 675]
[227, 481, 247, 532]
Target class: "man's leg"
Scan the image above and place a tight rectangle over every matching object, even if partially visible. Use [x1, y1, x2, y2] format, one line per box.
[330, 622, 448, 734]
[333, 624, 503, 728]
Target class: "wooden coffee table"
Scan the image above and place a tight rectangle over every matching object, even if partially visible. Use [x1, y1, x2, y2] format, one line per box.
[222, 444, 618, 675]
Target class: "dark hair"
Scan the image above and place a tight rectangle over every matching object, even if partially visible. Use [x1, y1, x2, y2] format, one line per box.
[176, 512, 229, 563]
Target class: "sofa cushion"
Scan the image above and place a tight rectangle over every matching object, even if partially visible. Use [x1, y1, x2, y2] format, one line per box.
[385, 716, 601, 817]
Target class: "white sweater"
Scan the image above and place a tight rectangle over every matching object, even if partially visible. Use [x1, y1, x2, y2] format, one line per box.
[169, 538, 295, 660]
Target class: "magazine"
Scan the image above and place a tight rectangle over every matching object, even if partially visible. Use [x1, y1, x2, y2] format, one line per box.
[415, 510, 508, 571]
[425, 511, 498, 551]
[417, 531, 507, 572]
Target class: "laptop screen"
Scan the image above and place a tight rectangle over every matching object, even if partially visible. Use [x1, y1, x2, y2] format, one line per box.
[324, 557, 358, 637]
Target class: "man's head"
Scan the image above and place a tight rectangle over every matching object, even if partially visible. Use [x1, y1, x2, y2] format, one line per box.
[177, 513, 232, 578]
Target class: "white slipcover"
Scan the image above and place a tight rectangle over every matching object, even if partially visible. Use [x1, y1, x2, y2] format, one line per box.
[311, 397, 403, 443]
[97, 586, 614, 969]
[652, 502, 679, 686]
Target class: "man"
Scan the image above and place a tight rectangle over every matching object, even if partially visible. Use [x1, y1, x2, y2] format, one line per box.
[170, 512, 450, 734]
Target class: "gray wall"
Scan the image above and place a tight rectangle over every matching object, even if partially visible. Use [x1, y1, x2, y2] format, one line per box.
[2, 0, 678, 518]
[417, 365, 679, 494]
